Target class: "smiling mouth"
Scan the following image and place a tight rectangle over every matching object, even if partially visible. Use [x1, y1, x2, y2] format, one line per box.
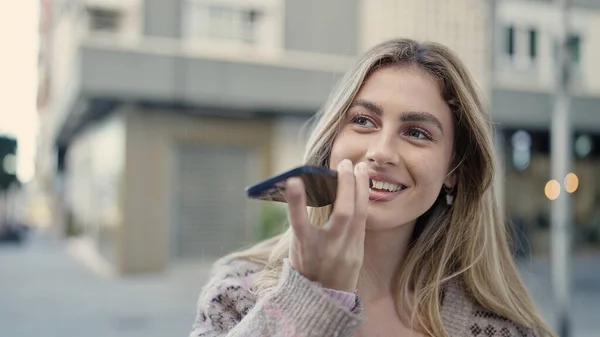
[369, 179, 406, 192]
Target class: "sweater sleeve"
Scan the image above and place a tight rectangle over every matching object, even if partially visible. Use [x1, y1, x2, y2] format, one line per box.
[189, 258, 364, 337]
[322, 288, 358, 311]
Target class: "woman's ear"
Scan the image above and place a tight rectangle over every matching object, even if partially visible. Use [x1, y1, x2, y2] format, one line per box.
[443, 172, 457, 190]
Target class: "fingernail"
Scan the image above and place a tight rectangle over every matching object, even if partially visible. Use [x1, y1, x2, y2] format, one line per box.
[284, 177, 295, 190]
[285, 178, 300, 196]
[354, 162, 364, 174]
[358, 162, 366, 173]
[339, 159, 352, 172]
[287, 177, 300, 187]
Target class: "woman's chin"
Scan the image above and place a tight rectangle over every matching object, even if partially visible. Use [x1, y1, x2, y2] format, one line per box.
[365, 214, 416, 232]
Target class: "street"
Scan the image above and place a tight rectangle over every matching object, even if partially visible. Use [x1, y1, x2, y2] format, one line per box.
[518, 254, 600, 337]
[1, 231, 599, 337]
[0, 231, 212, 337]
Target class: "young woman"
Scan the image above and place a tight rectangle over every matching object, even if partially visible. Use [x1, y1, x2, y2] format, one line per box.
[188, 38, 556, 337]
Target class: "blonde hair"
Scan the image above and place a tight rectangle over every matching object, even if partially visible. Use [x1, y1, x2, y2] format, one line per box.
[226, 38, 555, 337]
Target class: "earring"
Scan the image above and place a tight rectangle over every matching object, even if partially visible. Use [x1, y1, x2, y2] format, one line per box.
[444, 186, 455, 206]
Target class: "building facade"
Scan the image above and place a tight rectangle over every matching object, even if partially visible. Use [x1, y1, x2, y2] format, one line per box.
[39, 0, 362, 274]
[37, 0, 600, 275]
[493, 0, 600, 255]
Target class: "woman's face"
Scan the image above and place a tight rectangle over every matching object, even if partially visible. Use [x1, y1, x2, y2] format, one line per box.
[330, 65, 456, 230]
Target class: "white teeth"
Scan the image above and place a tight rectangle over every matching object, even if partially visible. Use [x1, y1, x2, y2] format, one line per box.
[370, 180, 403, 192]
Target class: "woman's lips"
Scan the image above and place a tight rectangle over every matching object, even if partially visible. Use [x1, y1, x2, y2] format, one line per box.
[368, 186, 406, 202]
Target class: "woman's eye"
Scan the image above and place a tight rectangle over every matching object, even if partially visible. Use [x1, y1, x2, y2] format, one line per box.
[407, 128, 431, 140]
[353, 116, 375, 128]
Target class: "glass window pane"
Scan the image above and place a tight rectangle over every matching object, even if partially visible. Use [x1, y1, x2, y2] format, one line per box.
[187, 2, 263, 44]
[529, 29, 537, 59]
[569, 35, 581, 63]
[507, 26, 515, 57]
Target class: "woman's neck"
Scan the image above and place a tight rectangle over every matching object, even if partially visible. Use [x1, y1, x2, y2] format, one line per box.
[358, 222, 416, 302]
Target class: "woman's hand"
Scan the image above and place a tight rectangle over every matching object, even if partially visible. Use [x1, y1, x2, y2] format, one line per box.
[285, 159, 369, 292]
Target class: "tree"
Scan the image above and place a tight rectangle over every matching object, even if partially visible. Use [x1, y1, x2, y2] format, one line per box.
[0, 135, 18, 191]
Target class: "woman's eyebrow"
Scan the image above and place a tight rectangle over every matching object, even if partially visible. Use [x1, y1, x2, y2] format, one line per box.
[350, 99, 383, 115]
[400, 111, 444, 134]
[350, 99, 443, 134]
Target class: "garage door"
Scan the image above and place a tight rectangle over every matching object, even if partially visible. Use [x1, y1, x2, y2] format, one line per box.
[172, 144, 259, 260]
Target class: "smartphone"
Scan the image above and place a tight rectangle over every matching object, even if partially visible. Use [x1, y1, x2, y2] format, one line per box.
[245, 165, 338, 207]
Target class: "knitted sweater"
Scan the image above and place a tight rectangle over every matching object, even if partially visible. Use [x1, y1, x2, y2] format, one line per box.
[189, 257, 538, 337]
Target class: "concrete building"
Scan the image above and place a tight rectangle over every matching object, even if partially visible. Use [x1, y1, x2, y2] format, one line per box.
[492, 0, 600, 255]
[38, 0, 363, 275]
[37, 0, 600, 275]
[493, 0, 600, 129]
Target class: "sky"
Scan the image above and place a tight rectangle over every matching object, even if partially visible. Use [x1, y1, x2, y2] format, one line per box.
[0, 1, 40, 183]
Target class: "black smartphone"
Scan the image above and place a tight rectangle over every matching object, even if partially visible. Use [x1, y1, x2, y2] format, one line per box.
[245, 165, 338, 207]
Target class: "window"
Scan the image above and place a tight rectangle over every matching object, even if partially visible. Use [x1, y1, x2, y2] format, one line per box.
[87, 7, 122, 32]
[500, 25, 538, 70]
[506, 25, 515, 58]
[553, 33, 582, 65]
[568, 35, 581, 64]
[206, 5, 261, 43]
[184, 0, 283, 51]
[187, 1, 266, 45]
[528, 28, 537, 60]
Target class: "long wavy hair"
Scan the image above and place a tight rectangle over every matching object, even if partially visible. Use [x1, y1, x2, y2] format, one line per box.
[225, 38, 555, 337]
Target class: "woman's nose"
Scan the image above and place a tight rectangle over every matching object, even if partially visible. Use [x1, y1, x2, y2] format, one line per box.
[365, 133, 400, 167]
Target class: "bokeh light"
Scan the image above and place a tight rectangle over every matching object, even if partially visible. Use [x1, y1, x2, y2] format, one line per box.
[564, 172, 579, 193]
[545, 179, 561, 200]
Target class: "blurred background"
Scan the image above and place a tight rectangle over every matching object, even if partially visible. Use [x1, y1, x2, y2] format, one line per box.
[0, 0, 599, 336]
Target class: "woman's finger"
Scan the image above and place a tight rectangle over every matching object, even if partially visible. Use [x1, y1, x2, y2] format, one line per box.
[284, 177, 310, 238]
[329, 159, 356, 233]
[351, 162, 369, 234]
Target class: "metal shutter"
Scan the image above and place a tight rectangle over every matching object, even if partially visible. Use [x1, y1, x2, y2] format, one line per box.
[172, 144, 259, 260]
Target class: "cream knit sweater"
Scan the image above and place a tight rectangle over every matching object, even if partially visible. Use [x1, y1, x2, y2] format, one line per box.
[189, 257, 538, 337]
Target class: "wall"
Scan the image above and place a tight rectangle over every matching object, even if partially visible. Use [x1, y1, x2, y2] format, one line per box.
[65, 112, 125, 264]
[360, 0, 492, 95]
[48, 1, 83, 143]
[496, 0, 600, 95]
[270, 116, 310, 174]
[143, 0, 183, 38]
[120, 108, 273, 273]
[284, 0, 359, 56]
[582, 11, 600, 94]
